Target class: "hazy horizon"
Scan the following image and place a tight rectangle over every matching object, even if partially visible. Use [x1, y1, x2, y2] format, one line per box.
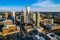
[0, 0, 60, 12]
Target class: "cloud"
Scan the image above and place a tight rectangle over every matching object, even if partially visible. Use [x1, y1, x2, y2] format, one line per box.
[0, 0, 60, 12]
[32, 0, 60, 7]
[31, 0, 60, 12]
[30, 7, 60, 12]
[0, 6, 24, 12]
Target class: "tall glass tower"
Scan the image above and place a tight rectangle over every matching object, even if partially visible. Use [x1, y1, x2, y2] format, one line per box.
[11, 11, 16, 24]
[26, 6, 30, 23]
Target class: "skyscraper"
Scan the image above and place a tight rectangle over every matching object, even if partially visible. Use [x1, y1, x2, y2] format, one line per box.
[11, 11, 16, 24]
[26, 6, 30, 23]
[20, 9, 24, 24]
[33, 13, 36, 22]
[26, 6, 30, 15]
[23, 10, 26, 23]
[37, 12, 40, 27]
[4, 12, 8, 20]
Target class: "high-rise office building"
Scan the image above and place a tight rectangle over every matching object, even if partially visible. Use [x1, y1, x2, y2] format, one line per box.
[33, 13, 36, 22]
[11, 11, 15, 17]
[20, 9, 24, 24]
[29, 12, 33, 18]
[4, 12, 8, 20]
[26, 6, 30, 15]
[23, 10, 26, 23]
[37, 12, 40, 27]
[26, 6, 30, 23]
[11, 11, 16, 24]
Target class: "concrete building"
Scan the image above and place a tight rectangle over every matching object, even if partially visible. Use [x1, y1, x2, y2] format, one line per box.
[20, 13, 24, 24]
[11, 11, 15, 17]
[23, 10, 26, 23]
[33, 13, 36, 22]
[43, 19, 54, 25]
[11, 11, 16, 24]
[37, 12, 40, 27]
[4, 12, 8, 20]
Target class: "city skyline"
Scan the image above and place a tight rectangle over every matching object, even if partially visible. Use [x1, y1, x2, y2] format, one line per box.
[0, 0, 60, 12]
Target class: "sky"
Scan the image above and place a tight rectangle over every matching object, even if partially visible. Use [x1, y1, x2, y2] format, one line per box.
[0, 0, 60, 12]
